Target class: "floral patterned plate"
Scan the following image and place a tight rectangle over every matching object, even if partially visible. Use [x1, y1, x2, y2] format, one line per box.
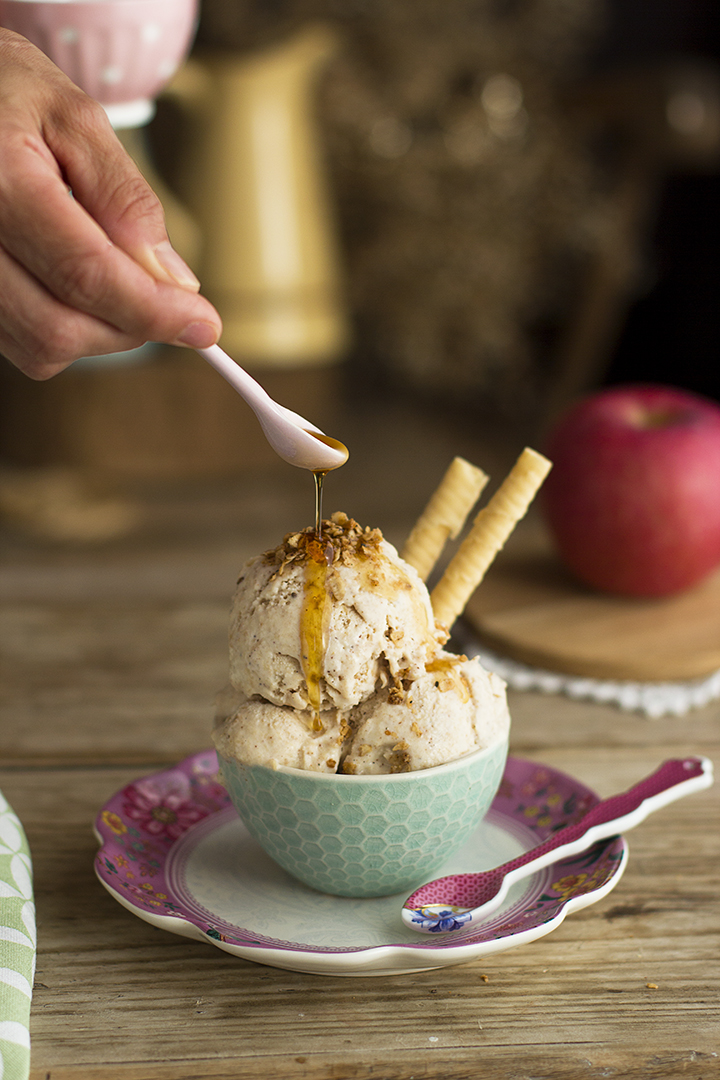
[94, 752, 628, 976]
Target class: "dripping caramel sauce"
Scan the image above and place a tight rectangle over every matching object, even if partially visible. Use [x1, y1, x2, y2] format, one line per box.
[299, 527, 334, 731]
[313, 470, 325, 536]
[302, 455, 342, 731]
[298, 515, 410, 731]
[305, 430, 349, 470]
[301, 476, 425, 731]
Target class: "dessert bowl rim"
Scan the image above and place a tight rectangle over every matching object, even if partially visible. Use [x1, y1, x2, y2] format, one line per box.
[218, 733, 508, 785]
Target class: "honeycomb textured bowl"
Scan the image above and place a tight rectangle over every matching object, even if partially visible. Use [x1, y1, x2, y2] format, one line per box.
[217, 738, 508, 898]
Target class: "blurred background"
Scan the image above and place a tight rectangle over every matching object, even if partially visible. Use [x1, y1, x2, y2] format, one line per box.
[0, 0, 718, 547]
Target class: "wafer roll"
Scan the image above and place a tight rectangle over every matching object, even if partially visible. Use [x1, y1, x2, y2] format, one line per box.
[401, 457, 489, 582]
[431, 447, 552, 629]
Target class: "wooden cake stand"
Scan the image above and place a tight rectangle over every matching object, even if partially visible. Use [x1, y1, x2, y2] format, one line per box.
[462, 527, 720, 683]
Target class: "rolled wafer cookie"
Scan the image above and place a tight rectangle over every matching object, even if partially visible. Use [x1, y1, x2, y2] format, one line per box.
[401, 457, 489, 581]
[431, 447, 552, 630]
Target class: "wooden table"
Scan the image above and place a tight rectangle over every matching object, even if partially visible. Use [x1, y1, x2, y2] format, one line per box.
[1, 394, 718, 1079]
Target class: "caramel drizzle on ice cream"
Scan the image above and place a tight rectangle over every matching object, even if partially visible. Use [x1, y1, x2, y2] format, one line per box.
[266, 513, 383, 577]
[425, 654, 471, 702]
[266, 514, 385, 728]
[300, 532, 333, 730]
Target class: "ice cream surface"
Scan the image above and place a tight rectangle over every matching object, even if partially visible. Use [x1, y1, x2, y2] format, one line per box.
[228, 513, 441, 712]
[214, 512, 509, 774]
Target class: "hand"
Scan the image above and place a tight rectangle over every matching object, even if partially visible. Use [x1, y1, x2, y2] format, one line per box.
[0, 29, 222, 379]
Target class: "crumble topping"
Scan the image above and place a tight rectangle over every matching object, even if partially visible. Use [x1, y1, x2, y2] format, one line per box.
[264, 512, 385, 579]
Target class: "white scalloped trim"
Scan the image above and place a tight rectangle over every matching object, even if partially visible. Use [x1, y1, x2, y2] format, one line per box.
[457, 633, 720, 718]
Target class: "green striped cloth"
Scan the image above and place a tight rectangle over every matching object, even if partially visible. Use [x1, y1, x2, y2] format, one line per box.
[0, 791, 34, 1080]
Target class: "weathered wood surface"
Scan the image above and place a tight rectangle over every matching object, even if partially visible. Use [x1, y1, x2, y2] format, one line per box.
[1, 401, 718, 1080]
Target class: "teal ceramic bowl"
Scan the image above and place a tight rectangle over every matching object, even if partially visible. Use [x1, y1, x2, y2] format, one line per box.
[217, 737, 508, 898]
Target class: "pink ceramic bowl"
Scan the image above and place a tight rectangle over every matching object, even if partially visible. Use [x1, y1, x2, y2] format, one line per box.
[0, 0, 198, 126]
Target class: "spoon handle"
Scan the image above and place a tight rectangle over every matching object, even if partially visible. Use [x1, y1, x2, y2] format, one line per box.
[198, 346, 325, 435]
[197, 345, 277, 419]
[195, 344, 345, 470]
[405, 756, 713, 919]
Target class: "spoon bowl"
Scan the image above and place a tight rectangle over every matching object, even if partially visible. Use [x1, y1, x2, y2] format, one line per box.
[197, 344, 348, 472]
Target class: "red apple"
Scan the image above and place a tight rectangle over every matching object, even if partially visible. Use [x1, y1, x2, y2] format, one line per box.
[541, 384, 720, 597]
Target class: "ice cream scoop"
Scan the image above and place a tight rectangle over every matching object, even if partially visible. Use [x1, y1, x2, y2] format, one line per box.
[227, 516, 442, 715]
[197, 344, 348, 471]
[217, 513, 512, 774]
[402, 755, 713, 933]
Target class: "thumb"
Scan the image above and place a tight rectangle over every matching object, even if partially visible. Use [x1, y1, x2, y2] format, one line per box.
[133, 237, 202, 293]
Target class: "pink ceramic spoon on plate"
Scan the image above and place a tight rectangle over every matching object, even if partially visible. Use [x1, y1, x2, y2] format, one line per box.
[402, 756, 713, 934]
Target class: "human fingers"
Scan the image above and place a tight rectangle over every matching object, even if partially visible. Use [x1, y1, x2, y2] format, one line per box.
[0, 111, 221, 346]
[0, 32, 221, 355]
[0, 240, 150, 378]
[44, 85, 203, 291]
[0, 31, 204, 294]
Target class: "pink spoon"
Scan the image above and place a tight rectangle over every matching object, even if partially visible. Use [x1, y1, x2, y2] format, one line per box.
[196, 344, 348, 472]
[402, 756, 713, 934]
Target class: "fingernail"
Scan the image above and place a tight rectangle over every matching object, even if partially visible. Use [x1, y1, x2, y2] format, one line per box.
[146, 242, 201, 291]
[174, 322, 219, 348]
